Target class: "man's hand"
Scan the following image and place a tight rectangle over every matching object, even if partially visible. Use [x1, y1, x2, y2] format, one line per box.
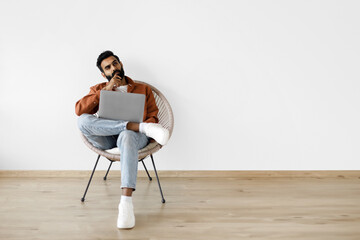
[102, 74, 123, 91]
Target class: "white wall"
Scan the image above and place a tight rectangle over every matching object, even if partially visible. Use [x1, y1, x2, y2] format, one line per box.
[0, 0, 359, 170]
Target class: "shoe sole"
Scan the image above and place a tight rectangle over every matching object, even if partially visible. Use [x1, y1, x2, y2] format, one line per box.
[117, 226, 135, 229]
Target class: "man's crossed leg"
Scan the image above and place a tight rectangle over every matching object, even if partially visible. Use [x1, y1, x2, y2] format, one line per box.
[78, 113, 169, 229]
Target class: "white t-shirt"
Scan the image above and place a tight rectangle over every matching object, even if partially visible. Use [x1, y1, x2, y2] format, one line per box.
[116, 85, 128, 93]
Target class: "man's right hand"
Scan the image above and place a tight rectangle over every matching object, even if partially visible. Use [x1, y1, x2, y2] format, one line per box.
[102, 75, 123, 91]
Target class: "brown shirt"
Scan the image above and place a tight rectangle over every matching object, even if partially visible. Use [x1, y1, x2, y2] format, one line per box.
[75, 76, 159, 123]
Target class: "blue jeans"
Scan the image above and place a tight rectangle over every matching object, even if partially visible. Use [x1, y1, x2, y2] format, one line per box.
[78, 114, 149, 190]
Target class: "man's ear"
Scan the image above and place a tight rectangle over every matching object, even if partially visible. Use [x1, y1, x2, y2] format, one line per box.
[101, 72, 106, 79]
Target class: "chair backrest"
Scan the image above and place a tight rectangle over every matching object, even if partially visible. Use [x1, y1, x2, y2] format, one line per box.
[135, 80, 174, 139]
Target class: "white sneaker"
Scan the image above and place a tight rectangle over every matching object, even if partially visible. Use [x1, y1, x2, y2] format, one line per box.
[117, 202, 135, 229]
[143, 123, 170, 145]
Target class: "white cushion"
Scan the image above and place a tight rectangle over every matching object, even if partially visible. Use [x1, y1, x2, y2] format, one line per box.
[104, 142, 159, 156]
[105, 147, 120, 154]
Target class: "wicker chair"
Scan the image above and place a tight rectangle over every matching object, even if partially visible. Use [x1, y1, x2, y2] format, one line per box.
[80, 80, 174, 203]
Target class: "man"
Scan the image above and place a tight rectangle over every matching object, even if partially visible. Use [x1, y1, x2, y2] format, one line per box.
[75, 50, 169, 229]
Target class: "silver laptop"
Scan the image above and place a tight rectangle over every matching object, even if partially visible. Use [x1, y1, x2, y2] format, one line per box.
[98, 90, 145, 123]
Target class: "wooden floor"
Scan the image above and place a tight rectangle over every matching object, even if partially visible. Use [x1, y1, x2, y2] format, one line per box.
[0, 175, 359, 240]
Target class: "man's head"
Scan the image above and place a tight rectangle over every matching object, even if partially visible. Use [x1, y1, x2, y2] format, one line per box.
[96, 50, 125, 81]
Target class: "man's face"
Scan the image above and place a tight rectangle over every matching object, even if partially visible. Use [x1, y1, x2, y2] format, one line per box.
[100, 56, 125, 81]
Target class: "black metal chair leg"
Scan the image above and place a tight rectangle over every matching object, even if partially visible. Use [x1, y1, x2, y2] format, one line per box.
[141, 159, 152, 181]
[150, 154, 166, 203]
[104, 160, 114, 180]
[81, 154, 101, 202]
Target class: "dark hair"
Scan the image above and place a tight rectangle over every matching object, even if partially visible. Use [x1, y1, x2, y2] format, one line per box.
[96, 50, 120, 72]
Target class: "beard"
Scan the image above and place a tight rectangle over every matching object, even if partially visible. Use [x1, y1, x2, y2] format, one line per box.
[105, 68, 125, 81]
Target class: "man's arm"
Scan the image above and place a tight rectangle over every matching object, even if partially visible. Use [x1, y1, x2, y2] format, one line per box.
[75, 85, 102, 116]
[144, 85, 159, 123]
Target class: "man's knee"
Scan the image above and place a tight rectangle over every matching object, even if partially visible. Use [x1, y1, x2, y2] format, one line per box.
[77, 114, 93, 133]
[117, 130, 138, 147]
